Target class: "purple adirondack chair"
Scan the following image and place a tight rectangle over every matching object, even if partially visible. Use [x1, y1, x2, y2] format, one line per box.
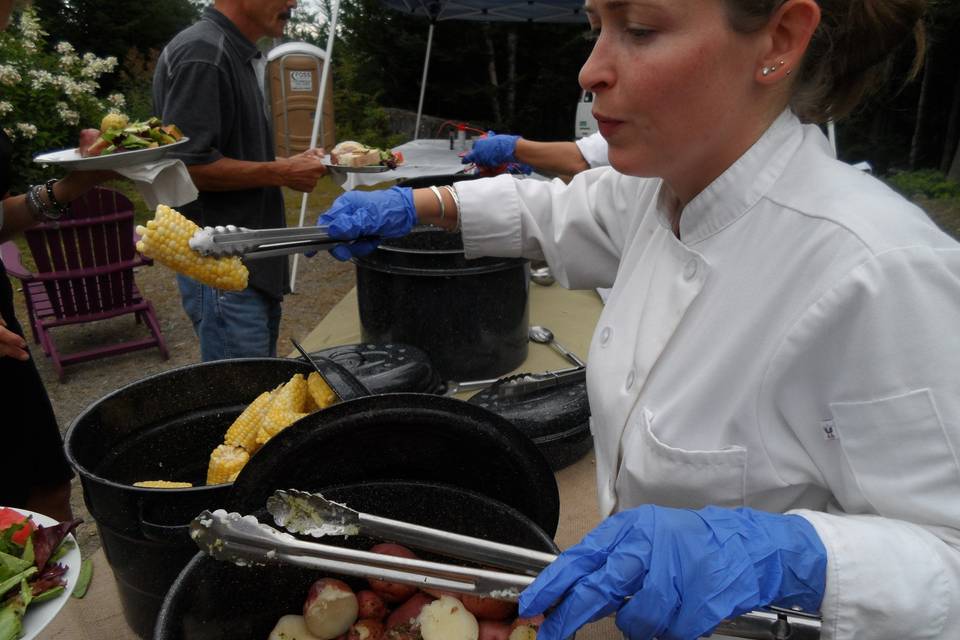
[0, 186, 169, 380]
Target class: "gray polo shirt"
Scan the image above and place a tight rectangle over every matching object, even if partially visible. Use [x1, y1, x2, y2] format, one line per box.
[153, 7, 288, 299]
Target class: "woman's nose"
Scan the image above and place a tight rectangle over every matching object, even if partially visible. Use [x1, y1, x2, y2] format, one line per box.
[579, 37, 613, 93]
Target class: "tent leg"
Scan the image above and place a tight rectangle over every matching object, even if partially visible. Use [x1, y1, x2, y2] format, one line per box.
[414, 22, 435, 141]
[291, 0, 341, 293]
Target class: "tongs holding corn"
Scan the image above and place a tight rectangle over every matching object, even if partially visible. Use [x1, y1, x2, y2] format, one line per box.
[190, 509, 534, 600]
[188, 224, 354, 260]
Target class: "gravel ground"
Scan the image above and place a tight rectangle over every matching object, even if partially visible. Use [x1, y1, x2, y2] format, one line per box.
[8, 186, 355, 558]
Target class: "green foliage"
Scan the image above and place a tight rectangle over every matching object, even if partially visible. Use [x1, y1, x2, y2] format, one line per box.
[332, 57, 406, 150]
[886, 170, 960, 200]
[0, 7, 120, 190]
[115, 47, 161, 121]
[32, 0, 198, 93]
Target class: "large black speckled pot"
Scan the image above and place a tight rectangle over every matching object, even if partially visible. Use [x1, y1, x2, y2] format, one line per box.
[155, 481, 560, 640]
[63, 357, 364, 639]
[354, 227, 529, 381]
[354, 174, 529, 381]
[228, 393, 560, 536]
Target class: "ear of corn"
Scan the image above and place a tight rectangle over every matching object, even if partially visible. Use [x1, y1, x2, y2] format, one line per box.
[136, 204, 248, 291]
[307, 372, 338, 410]
[206, 444, 250, 485]
[203, 372, 334, 486]
[223, 390, 274, 453]
[254, 374, 309, 445]
[133, 480, 194, 488]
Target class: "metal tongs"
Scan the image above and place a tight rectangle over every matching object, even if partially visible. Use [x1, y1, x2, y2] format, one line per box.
[188, 224, 351, 260]
[493, 366, 586, 399]
[191, 490, 822, 639]
[190, 508, 535, 600]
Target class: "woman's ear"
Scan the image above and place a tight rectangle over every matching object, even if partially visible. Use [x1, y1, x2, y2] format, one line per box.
[755, 0, 821, 84]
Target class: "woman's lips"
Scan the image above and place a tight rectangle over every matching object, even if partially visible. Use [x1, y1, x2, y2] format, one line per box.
[594, 113, 624, 137]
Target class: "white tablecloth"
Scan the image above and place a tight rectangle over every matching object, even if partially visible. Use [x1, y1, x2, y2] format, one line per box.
[337, 139, 470, 190]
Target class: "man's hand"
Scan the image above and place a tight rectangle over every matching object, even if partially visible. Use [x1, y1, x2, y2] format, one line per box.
[0, 318, 29, 361]
[276, 148, 328, 192]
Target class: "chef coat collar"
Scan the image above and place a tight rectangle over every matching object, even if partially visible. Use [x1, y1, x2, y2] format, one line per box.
[678, 109, 804, 245]
[203, 6, 263, 63]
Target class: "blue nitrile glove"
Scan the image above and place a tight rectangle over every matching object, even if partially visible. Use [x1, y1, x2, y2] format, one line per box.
[316, 186, 416, 261]
[462, 132, 521, 167]
[519, 505, 826, 640]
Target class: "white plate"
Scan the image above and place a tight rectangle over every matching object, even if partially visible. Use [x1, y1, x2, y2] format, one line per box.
[322, 155, 391, 173]
[1, 507, 81, 640]
[33, 136, 190, 170]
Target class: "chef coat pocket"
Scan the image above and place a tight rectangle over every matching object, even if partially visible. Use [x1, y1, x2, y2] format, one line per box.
[829, 389, 960, 523]
[618, 408, 747, 510]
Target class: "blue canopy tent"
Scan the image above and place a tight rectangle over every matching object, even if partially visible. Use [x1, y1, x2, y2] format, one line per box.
[379, 0, 587, 138]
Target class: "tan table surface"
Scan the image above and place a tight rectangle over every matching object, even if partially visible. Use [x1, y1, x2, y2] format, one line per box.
[41, 282, 620, 639]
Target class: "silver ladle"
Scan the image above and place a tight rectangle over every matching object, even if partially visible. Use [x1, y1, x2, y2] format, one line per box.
[528, 325, 586, 368]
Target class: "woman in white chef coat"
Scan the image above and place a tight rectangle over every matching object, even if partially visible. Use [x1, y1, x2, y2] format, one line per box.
[316, 1, 957, 639]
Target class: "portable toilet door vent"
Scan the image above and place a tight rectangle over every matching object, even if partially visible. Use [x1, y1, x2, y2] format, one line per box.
[266, 42, 336, 157]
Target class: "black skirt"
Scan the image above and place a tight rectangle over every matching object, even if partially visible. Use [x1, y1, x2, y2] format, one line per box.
[0, 257, 75, 507]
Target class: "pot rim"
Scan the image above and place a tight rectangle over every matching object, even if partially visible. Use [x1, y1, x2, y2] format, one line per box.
[63, 357, 312, 492]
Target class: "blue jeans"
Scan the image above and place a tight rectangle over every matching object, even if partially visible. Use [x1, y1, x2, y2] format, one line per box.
[177, 275, 282, 362]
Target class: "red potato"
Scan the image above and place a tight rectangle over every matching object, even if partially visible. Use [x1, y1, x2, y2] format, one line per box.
[386, 592, 436, 630]
[367, 543, 420, 603]
[418, 595, 479, 640]
[460, 595, 517, 622]
[357, 590, 389, 621]
[348, 619, 386, 640]
[78, 128, 101, 156]
[507, 615, 544, 640]
[303, 578, 360, 640]
[478, 621, 512, 640]
[384, 624, 423, 640]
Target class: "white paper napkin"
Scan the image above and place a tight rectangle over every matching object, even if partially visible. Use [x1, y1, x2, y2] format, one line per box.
[116, 159, 198, 209]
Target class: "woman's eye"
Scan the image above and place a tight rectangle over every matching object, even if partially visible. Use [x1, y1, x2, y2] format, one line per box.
[583, 28, 600, 42]
[625, 26, 654, 39]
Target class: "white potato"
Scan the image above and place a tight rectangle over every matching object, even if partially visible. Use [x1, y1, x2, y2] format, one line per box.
[418, 595, 479, 640]
[268, 614, 323, 640]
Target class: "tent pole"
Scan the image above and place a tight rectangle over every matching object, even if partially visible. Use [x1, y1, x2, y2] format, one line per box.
[413, 21, 435, 140]
[291, 0, 340, 293]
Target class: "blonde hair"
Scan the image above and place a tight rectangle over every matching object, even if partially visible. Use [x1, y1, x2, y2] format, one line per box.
[724, 0, 927, 123]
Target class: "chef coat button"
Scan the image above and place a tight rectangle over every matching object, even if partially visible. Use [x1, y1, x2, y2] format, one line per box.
[625, 369, 636, 390]
[600, 326, 612, 345]
[683, 258, 698, 280]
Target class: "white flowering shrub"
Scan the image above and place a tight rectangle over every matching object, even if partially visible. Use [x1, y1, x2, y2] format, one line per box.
[1, 7, 118, 189]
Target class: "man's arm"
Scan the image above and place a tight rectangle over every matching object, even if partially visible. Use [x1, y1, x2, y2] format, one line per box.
[186, 149, 328, 193]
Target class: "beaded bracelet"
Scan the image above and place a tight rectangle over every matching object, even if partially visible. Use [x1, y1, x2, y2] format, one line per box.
[26, 183, 64, 221]
[441, 185, 461, 234]
[43, 178, 69, 218]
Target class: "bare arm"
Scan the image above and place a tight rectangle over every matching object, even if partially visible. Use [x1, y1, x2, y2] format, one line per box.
[514, 139, 590, 178]
[0, 171, 113, 242]
[186, 149, 328, 193]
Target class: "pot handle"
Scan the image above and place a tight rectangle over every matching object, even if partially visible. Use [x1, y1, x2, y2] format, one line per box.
[138, 500, 194, 545]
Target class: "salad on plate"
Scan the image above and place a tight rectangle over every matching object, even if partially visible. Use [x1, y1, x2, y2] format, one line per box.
[0, 507, 82, 640]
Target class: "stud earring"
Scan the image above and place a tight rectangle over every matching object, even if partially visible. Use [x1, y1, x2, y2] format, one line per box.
[761, 60, 786, 77]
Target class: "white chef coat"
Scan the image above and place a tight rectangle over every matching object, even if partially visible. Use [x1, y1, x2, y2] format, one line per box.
[455, 109, 960, 639]
[574, 132, 610, 169]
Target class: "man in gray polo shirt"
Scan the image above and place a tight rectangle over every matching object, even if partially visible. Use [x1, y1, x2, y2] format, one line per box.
[153, 0, 327, 361]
